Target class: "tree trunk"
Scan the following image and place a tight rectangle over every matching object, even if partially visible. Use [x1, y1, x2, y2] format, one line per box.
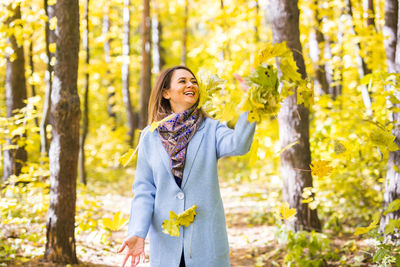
[152, 7, 165, 74]
[3, 3, 28, 181]
[122, 0, 137, 145]
[311, 0, 330, 95]
[103, 5, 117, 130]
[140, 0, 151, 129]
[79, 0, 90, 185]
[379, 0, 400, 238]
[44, 0, 80, 262]
[268, 0, 321, 231]
[181, 0, 188, 65]
[29, 33, 40, 129]
[364, 0, 376, 28]
[347, 0, 372, 114]
[40, 0, 56, 164]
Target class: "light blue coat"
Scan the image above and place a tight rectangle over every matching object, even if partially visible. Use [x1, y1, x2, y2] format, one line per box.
[127, 112, 256, 267]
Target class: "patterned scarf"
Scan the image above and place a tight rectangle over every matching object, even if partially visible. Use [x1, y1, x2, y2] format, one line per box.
[157, 104, 204, 182]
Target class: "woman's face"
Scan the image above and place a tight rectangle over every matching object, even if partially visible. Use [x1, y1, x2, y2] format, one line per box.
[162, 69, 199, 113]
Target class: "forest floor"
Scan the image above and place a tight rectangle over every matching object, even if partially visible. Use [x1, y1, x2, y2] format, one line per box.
[5, 178, 373, 267]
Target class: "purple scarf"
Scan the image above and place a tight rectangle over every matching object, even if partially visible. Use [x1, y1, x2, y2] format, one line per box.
[157, 105, 204, 181]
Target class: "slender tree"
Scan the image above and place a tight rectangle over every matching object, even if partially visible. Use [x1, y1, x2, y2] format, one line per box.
[103, 4, 117, 129]
[79, 0, 90, 185]
[139, 0, 151, 129]
[3, 3, 28, 181]
[44, 0, 80, 262]
[122, 0, 136, 144]
[152, 3, 165, 74]
[310, 0, 329, 95]
[268, 0, 321, 231]
[40, 0, 56, 163]
[347, 0, 372, 113]
[379, 0, 400, 237]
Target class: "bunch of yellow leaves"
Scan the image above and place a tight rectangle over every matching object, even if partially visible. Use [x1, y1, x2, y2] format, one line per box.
[103, 211, 128, 232]
[162, 205, 198, 237]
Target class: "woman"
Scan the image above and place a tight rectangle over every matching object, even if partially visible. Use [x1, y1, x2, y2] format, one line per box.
[118, 66, 256, 267]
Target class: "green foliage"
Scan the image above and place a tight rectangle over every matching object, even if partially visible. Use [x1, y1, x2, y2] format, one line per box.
[275, 227, 337, 267]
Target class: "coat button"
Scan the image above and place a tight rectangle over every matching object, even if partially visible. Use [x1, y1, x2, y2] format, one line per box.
[177, 192, 185, 200]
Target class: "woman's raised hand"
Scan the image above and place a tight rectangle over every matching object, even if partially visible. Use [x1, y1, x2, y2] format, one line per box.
[118, 235, 145, 267]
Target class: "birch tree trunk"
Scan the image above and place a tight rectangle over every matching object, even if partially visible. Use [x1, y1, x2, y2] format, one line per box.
[44, 0, 80, 262]
[40, 0, 56, 164]
[268, 0, 321, 231]
[379, 0, 400, 238]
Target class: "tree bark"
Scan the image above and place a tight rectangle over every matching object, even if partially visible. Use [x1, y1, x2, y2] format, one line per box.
[152, 7, 165, 74]
[40, 0, 56, 164]
[103, 5, 117, 130]
[311, 0, 330, 95]
[3, 3, 28, 181]
[139, 0, 152, 129]
[122, 0, 137, 145]
[347, 0, 372, 114]
[44, 0, 80, 262]
[29, 33, 40, 129]
[364, 0, 376, 28]
[79, 0, 90, 185]
[379, 0, 400, 238]
[268, 0, 321, 231]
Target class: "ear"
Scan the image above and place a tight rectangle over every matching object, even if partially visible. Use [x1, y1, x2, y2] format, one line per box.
[162, 89, 171, 100]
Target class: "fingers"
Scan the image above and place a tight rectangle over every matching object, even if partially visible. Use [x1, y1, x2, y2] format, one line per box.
[121, 253, 129, 267]
[118, 241, 126, 253]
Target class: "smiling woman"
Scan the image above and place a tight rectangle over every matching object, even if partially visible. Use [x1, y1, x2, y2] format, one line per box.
[118, 65, 256, 267]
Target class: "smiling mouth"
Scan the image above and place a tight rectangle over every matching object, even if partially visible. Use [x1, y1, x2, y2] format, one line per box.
[184, 92, 195, 96]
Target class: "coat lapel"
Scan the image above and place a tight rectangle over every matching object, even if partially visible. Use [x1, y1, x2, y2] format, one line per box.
[181, 122, 206, 189]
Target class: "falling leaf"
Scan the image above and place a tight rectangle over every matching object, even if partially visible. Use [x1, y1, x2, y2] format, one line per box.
[354, 212, 380, 235]
[277, 202, 297, 221]
[118, 147, 138, 167]
[149, 113, 176, 132]
[334, 140, 346, 154]
[103, 211, 128, 232]
[162, 205, 198, 237]
[310, 160, 333, 179]
[276, 141, 298, 155]
[369, 127, 398, 152]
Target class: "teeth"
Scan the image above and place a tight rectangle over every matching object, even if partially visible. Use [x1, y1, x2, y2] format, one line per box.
[185, 92, 194, 95]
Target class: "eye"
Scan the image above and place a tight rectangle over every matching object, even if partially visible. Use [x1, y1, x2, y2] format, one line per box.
[179, 80, 185, 83]
[192, 80, 198, 84]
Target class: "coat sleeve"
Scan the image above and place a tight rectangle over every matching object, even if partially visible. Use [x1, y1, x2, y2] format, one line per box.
[215, 111, 256, 159]
[127, 130, 156, 239]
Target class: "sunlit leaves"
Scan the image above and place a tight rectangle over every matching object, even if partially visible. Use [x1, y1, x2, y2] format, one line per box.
[383, 199, 400, 215]
[162, 205, 198, 237]
[102, 211, 128, 232]
[197, 73, 225, 110]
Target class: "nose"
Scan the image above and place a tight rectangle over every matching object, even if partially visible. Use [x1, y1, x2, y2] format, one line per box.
[187, 81, 194, 87]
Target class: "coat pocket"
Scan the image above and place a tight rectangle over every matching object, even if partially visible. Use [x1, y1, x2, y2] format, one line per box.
[209, 200, 229, 258]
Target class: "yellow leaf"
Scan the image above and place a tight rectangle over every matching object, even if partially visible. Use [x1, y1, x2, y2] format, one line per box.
[118, 148, 137, 167]
[48, 0, 57, 5]
[162, 219, 180, 237]
[49, 17, 57, 31]
[162, 205, 198, 237]
[310, 160, 333, 179]
[257, 42, 289, 64]
[103, 211, 128, 232]
[276, 141, 298, 155]
[369, 127, 398, 152]
[149, 113, 175, 132]
[49, 43, 56, 53]
[277, 202, 297, 221]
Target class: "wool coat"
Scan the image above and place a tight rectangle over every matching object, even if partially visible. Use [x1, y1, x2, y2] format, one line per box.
[127, 111, 256, 267]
